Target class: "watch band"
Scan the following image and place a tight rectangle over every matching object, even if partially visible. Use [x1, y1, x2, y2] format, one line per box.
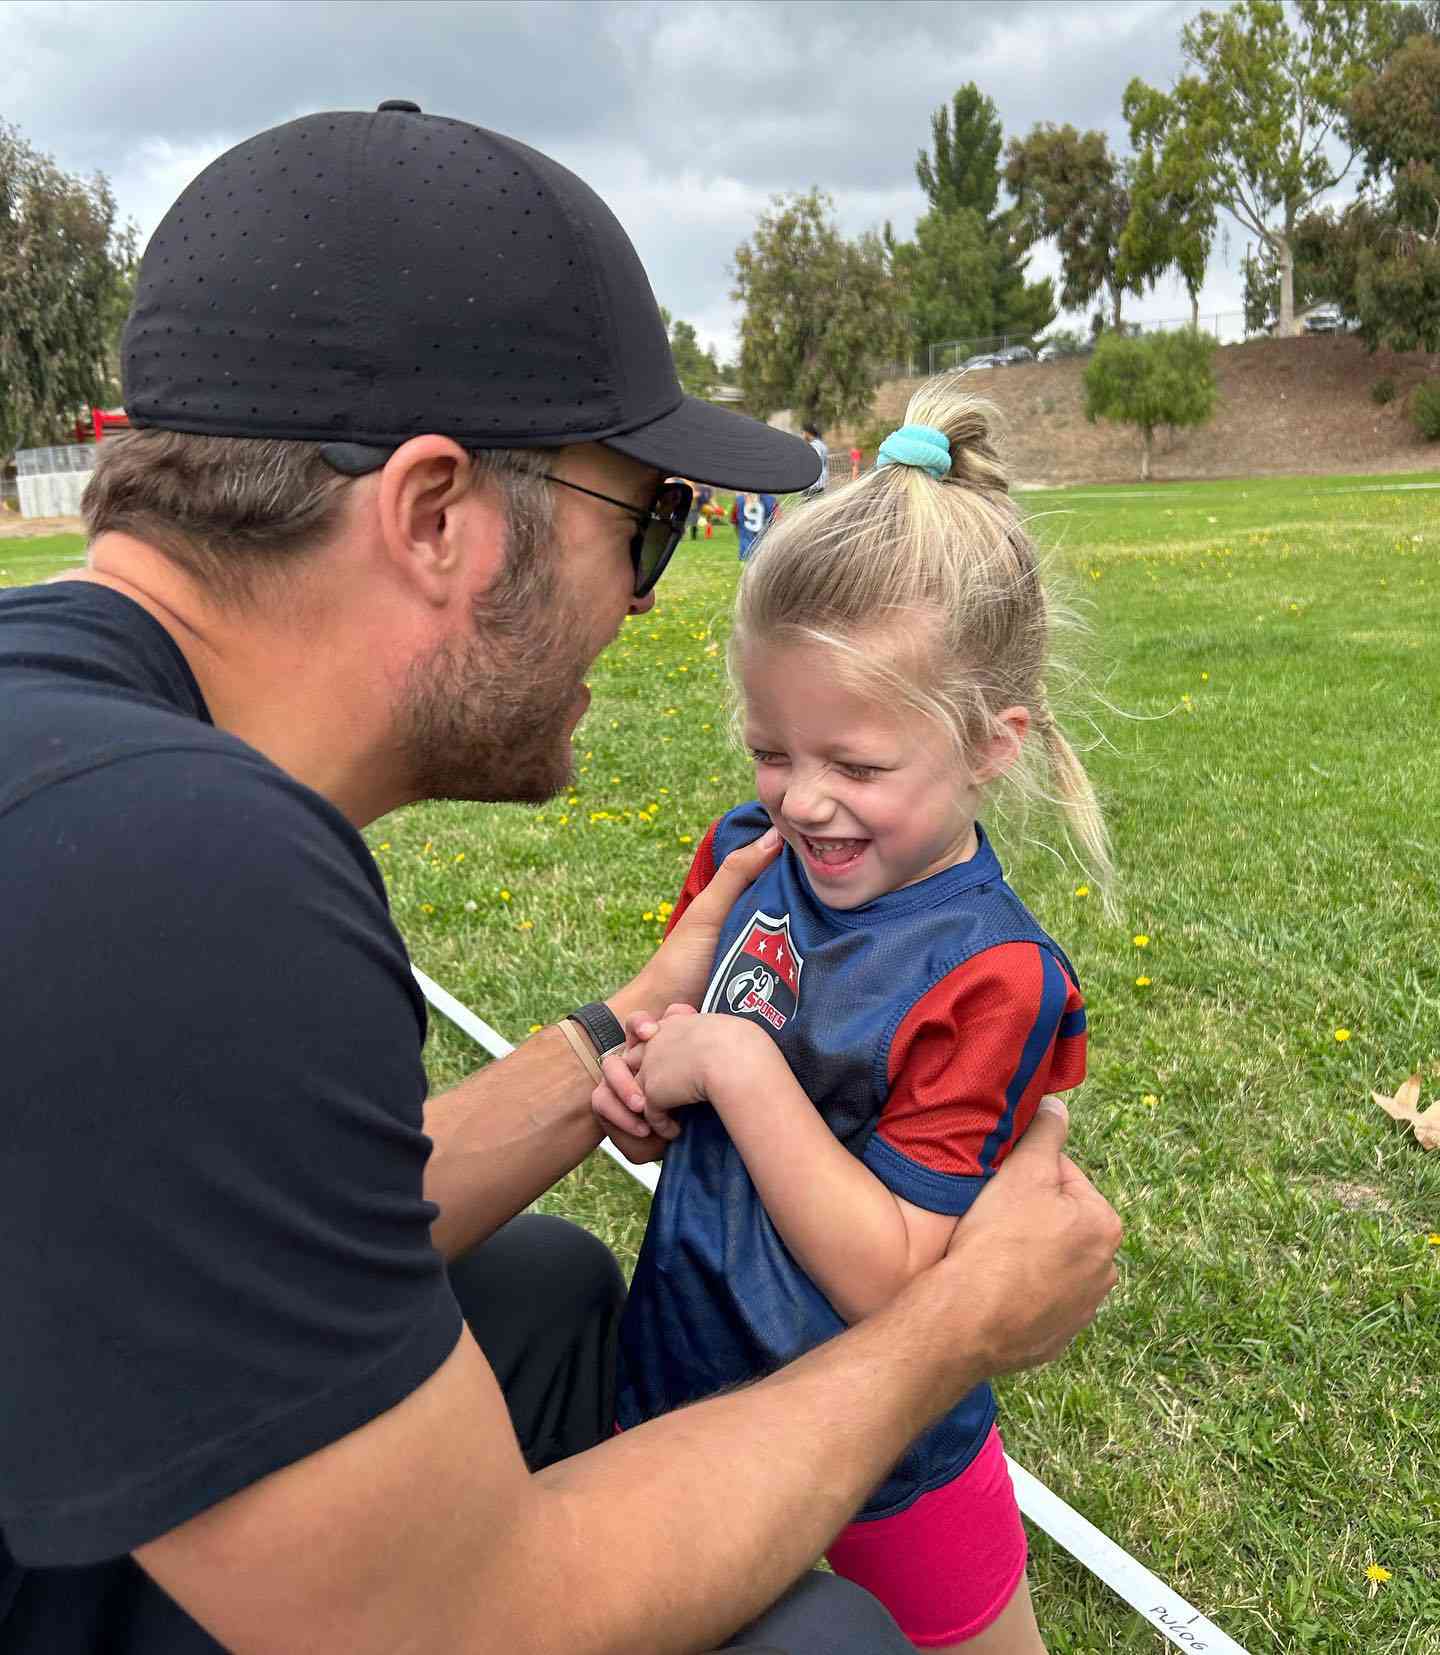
[565, 1001, 627, 1064]
[556, 1017, 604, 1085]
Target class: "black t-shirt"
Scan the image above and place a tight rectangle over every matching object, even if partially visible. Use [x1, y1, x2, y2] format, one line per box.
[0, 585, 462, 1651]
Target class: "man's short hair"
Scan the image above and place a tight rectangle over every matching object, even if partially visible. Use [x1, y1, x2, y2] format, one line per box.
[82, 431, 552, 608]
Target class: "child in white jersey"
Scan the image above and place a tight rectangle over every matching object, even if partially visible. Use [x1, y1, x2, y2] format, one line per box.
[595, 379, 1112, 1654]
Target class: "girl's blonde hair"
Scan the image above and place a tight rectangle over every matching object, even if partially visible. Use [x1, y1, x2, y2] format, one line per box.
[731, 373, 1113, 895]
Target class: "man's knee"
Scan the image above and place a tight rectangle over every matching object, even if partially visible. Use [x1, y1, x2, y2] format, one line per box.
[725, 1570, 909, 1654]
[448, 1212, 624, 1333]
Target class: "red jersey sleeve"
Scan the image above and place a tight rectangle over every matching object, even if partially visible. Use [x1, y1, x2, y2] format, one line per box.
[861, 942, 1085, 1214]
[662, 818, 722, 938]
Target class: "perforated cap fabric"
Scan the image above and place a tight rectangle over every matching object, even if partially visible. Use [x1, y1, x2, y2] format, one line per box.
[122, 103, 820, 493]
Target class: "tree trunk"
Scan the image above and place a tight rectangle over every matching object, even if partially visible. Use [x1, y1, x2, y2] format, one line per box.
[1140, 427, 1152, 481]
[1277, 233, 1297, 337]
[1190, 291, 1200, 332]
[1111, 280, 1123, 333]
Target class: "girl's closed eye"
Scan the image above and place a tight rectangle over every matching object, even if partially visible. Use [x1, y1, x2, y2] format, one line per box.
[749, 748, 785, 766]
[838, 763, 882, 781]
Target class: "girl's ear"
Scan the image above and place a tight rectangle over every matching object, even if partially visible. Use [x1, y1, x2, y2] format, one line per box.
[973, 705, 1030, 784]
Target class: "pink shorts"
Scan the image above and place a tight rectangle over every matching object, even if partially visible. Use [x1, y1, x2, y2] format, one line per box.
[826, 1425, 1027, 1647]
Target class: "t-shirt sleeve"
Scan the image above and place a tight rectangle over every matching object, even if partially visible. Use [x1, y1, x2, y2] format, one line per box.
[862, 942, 1086, 1217]
[662, 817, 723, 936]
[0, 748, 461, 1567]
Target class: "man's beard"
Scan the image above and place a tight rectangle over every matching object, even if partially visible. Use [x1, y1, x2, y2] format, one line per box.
[398, 541, 593, 805]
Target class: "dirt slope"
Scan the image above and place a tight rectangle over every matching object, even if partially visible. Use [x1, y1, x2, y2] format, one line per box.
[845, 334, 1440, 487]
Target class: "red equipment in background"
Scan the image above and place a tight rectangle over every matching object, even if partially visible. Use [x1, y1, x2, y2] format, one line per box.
[73, 408, 131, 443]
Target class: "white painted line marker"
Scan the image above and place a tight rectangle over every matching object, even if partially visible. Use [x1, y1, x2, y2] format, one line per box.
[1006, 1459, 1249, 1653]
[412, 966, 659, 1191]
[416, 967, 1246, 1649]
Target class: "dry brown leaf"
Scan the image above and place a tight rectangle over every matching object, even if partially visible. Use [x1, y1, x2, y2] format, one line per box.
[1373, 1073, 1440, 1150]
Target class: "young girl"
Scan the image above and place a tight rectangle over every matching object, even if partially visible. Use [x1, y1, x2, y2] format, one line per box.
[594, 380, 1112, 1654]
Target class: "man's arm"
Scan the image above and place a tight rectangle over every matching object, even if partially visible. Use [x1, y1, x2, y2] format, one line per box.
[137, 1102, 1120, 1655]
[423, 828, 781, 1259]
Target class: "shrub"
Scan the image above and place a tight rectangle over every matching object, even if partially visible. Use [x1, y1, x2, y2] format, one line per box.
[1370, 377, 1396, 405]
[1083, 329, 1217, 480]
[1411, 381, 1440, 441]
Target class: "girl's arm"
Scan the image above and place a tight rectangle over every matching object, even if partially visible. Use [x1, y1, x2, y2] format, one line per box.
[634, 1014, 960, 1324]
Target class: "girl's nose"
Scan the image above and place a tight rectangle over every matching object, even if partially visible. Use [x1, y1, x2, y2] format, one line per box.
[782, 773, 834, 826]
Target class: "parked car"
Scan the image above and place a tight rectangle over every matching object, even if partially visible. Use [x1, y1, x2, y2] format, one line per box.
[960, 352, 1000, 371]
[1303, 305, 1344, 334]
[994, 344, 1035, 366]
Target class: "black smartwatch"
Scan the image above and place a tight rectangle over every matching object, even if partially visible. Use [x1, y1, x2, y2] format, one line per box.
[565, 1001, 627, 1063]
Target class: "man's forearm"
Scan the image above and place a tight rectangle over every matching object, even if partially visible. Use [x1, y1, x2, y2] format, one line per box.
[423, 984, 654, 1259]
[510, 1265, 983, 1654]
[422, 1026, 600, 1258]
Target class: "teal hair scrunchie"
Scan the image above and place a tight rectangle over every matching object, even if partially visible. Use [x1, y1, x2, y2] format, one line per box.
[875, 423, 952, 481]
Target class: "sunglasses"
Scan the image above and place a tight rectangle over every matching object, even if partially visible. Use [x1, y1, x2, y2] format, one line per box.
[318, 443, 692, 600]
[540, 475, 692, 599]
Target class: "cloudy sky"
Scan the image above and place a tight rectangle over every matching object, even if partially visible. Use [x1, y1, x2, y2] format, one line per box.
[4, 0, 1283, 355]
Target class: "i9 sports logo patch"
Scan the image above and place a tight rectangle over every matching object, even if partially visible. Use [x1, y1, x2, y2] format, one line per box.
[701, 911, 803, 1032]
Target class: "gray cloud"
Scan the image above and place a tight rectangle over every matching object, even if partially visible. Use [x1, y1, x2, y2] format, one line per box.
[3, 0, 1264, 353]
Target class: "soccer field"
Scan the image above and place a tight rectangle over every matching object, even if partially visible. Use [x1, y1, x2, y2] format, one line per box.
[12, 471, 1440, 1650]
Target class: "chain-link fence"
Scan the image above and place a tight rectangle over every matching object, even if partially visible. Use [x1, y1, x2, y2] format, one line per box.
[871, 311, 1255, 384]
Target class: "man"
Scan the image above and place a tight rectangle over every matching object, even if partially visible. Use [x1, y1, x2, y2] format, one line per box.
[0, 104, 1120, 1655]
[800, 422, 829, 496]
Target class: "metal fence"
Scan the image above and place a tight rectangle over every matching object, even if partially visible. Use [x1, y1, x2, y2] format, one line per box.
[871, 310, 1255, 383]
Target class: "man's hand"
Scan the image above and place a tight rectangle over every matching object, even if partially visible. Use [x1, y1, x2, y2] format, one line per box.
[616, 828, 780, 1017]
[940, 1098, 1121, 1378]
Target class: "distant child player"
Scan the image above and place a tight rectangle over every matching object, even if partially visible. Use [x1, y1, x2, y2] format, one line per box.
[730, 488, 779, 561]
[595, 380, 1113, 1653]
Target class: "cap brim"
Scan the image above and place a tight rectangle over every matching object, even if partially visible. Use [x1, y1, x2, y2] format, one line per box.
[604, 395, 821, 493]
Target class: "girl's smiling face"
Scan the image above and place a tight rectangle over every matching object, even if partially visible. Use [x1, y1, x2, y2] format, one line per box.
[740, 639, 1026, 911]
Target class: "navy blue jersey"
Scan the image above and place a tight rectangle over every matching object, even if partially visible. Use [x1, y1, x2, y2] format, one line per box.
[615, 801, 1085, 1518]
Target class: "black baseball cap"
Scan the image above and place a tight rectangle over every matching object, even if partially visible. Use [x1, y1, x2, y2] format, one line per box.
[122, 101, 820, 494]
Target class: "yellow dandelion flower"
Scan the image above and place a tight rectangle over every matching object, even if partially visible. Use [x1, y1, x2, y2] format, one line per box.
[528, 1023, 543, 1034]
[1141, 1094, 1159, 1108]
[557, 815, 569, 826]
[1133, 934, 1149, 947]
[1425, 1234, 1440, 1246]
[1200, 672, 1209, 682]
[642, 911, 654, 922]
[420, 903, 435, 916]
[1074, 885, 1089, 898]
[658, 900, 674, 917]
[568, 795, 579, 806]
[453, 852, 465, 864]
[499, 889, 511, 902]
[659, 787, 670, 795]
[517, 920, 534, 932]
[611, 775, 621, 784]
[1365, 1564, 1391, 1584]
[1135, 976, 1152, 988]
[679, 834, 694, 845]
[1334, 1028, 1351, 1042]
[379, 841, 391, 851]
[702, 723, 712, 731]
[709, 774, 720, 783]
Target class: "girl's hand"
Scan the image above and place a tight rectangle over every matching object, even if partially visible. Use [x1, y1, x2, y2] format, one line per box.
[632, 1007, 752, 1139]
[589, 1004, 695, 1153]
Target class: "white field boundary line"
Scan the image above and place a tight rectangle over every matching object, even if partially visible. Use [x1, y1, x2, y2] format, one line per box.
[414, 964, 1247, 1652]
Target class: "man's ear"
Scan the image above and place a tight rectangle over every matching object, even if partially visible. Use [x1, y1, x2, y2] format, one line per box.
[374, 437, 505, 606]
[973, 705, 1031, 784]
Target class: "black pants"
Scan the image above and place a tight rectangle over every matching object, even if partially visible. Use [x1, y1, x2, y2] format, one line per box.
[453, 1214, 909, 1654]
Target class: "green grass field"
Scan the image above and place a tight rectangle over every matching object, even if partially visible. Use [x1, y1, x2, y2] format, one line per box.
[12, 471, 1440, 1651]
